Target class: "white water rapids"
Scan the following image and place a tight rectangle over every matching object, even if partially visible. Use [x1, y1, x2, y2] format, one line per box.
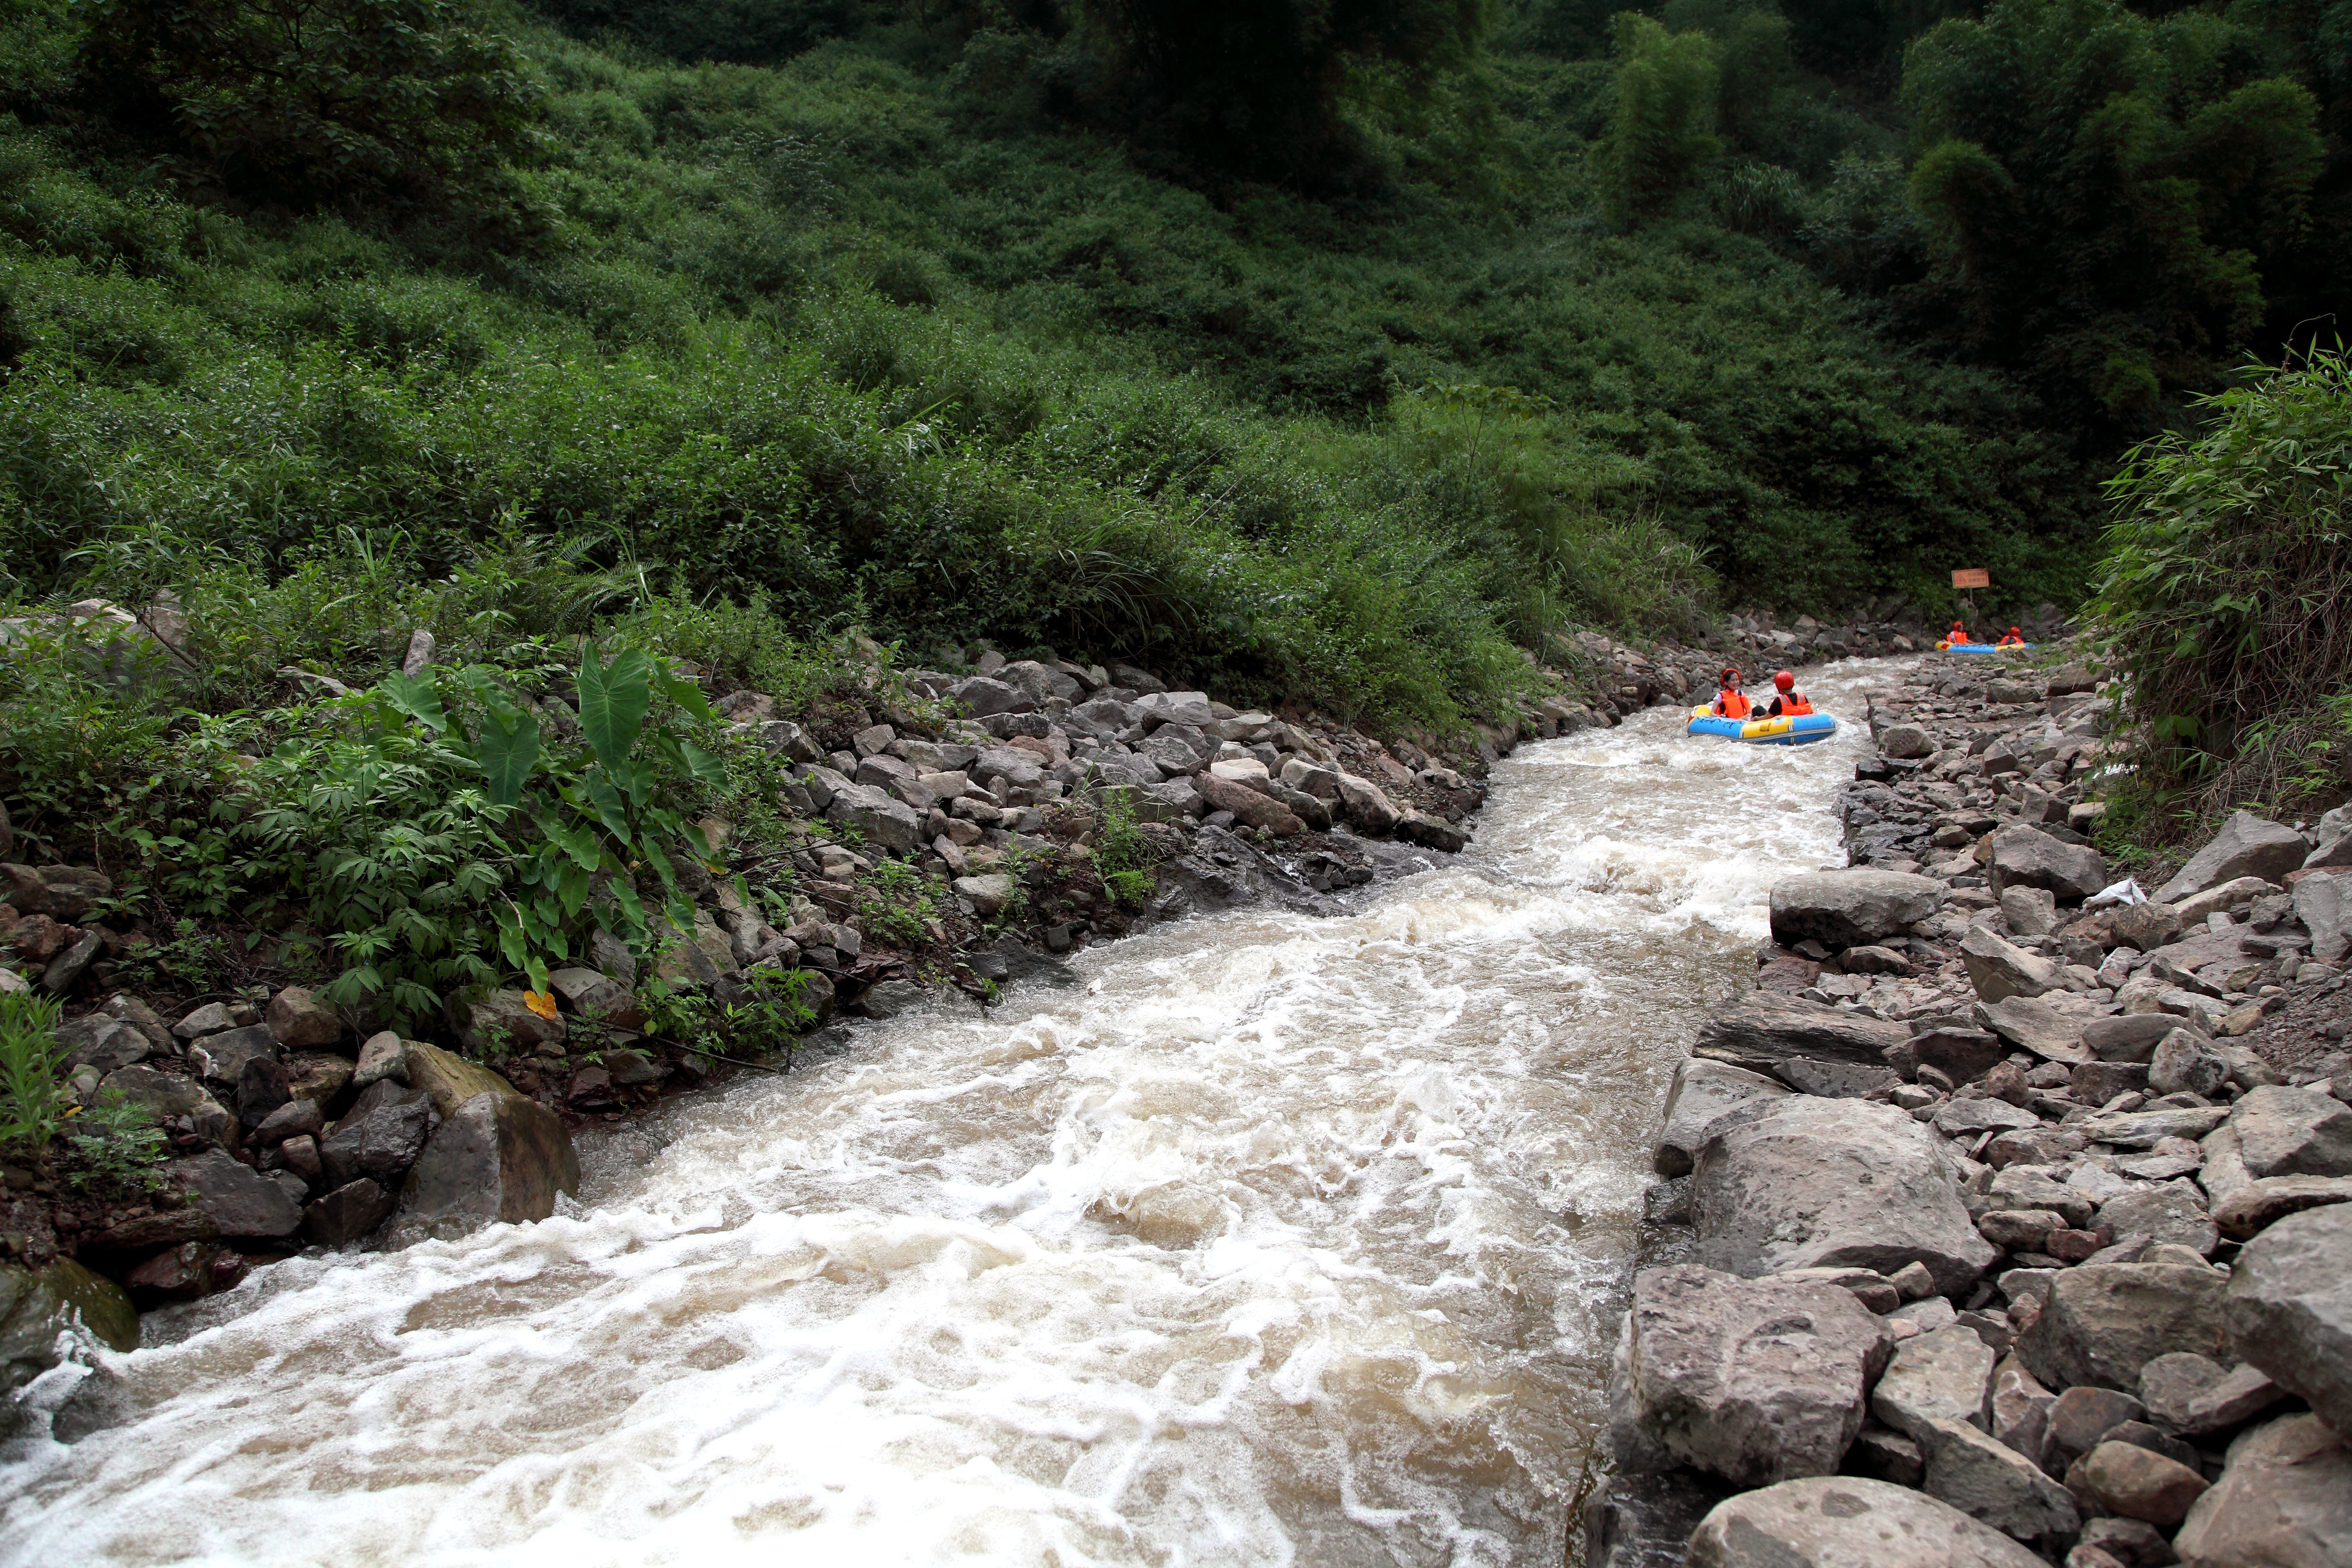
[4, 661, 1893, 1568]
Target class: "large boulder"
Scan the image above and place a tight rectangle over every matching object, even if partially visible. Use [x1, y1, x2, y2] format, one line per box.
[1684, 1477, 2047, 1568]
[2230, 1084, 2352, 1179]
[391, 1092, 579, 1244]
[1654, 1058, 1789, 1178]
[403, 1040, 521, 1118]
[1692, 993, 1911, 1071]
[1768, 871, 1947, 949]
[2225, 1204, 2352, 1435]
[1689, 1096, 1996, 1293]
[187, 1024, 280, 1091]
[1960, 927, 2062, 1002]
[55, 1015, 155, 1075]
[2014, 1261, 2229, 1391]
[263, 985, 343, 1048]
[1986, 825, 2109, 903]
[2294, 872, 2351, 963]
[1606, 1264, 1895, 1487]
[2154, 810, 2308, 905]
[2171, 1415, 2352, 1568]
[1975, 997, 2086, 1063]
[1, 1259, 139, 1393]
[165, 1148, 301, 1239]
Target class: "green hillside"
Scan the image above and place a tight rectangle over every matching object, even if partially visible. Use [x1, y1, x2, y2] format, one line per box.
[3, 0, 2343, 724]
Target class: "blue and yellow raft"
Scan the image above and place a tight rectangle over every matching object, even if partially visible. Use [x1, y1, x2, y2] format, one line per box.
[1685, 706, 1840, 746]
[1938, 640, 2034, 655]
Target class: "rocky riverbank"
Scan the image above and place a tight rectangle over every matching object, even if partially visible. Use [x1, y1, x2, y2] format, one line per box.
[1591, 651, 2352, 1567]
[10, 598, 1912, 1409]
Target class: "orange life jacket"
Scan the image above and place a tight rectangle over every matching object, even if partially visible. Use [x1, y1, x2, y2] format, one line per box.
[1949, 622, 1970, 643]
[1775, 690, 1813, 716]
[1996, 630, 2025, 646]
[1715, 690, 1752, 718]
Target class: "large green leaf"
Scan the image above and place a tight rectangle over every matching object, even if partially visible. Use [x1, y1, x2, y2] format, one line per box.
[476, 707, 542, 807]
[376, 671, 450, 736]
[655, 659, 717, 722]
[577, 650, 653, 773]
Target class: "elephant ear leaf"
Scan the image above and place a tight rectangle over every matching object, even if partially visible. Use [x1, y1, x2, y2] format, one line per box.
[376, 671, 449, 735]
[578, 649, 654, 771]
[655, 659, 717, 722]
[476, 707, 542, 807]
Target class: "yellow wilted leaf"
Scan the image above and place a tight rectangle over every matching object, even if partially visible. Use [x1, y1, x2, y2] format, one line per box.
[523, 990, 560, 1021]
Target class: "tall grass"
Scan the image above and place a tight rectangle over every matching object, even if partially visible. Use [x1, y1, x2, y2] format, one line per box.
[2089, 345, 2352, 833]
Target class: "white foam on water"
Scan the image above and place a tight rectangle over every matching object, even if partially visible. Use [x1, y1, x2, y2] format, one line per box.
[0, 660, 1900, 1567]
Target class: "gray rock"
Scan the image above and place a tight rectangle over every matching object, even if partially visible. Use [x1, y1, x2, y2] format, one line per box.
[2293, 871, 2350, 963]
[1996, 886, 2058, 937]
[2082, 1014, 2177, 1063]
[1692, 992, 1913, 1070]
[350, 1029, 409, 1089]
[2149, 1030, 2229, 1099]
[859, 979, 929, 1020]
[1909, 1027, 2007, 1085]
[2014, 1261, 2230, 1391]
[547, 966, 644, 1029]
[188, 1024, 280, 1090]
[1684, 1476, 2048, 1568]
[391, 1092, 580, 1245]
[1880, 723, 1934, 761]
[1870, 1326, 1996, 1441]
[950, 676, 1032, 717]
[1962, 927, 2063, 1002]
[953, 873, 1017, 916]
[2, 1259, 139, 1393]
[1932, 1097, 2041, 1137]
[165, 1148, 301, 1239]
[2095, 1179, 2217, 1256]
[303, 1178, 396, 1246]
[317, 1078, 433, 1191]
[823, 780, 924, 854]
[1989, 1168, 2094, 1227]
[99, 1063, 231, 1143]
[2171, 1414, 2352, 1568]
[0, 862, 111, 921]
[2226, 1204, 2352, 1434]
[56, 1015, 154, 1075]
[1769, 870, 1948, 949]
[2138, 1354, 2286, 1436]
[1690, 1095, 1997, 1294]
[1976, 996, 2085, 1062]
[2047, 1385, 2145, 1461]
[446, 988, 566, 1056]
[1988, 1353, 2053, 1464]
[1606, 1264, 1895, 1487]
[1774, 1058, 1899, 1098]
[1918, 1414, 2080, 1543]
[2154, 811, 2308, 904]
[172, 1001, 241, 1040]
[263, 985, 342, 1048]
[2076, 1105, 2235, 1146]
[1987, 825, 2109, 903]
[1655, 1058, 1789, 1177]
[2213, 1173, 2352, 1239]
[2231, 1083, 2352, 1179]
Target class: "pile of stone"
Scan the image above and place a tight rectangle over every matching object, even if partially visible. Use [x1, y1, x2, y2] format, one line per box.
[1594, 660, 2352, 1567]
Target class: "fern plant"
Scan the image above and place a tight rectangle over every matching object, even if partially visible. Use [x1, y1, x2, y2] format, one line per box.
[240, 649, 728, 1028]
[0, 991, 68, 1155]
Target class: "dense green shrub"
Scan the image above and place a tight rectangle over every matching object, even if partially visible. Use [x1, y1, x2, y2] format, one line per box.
[2090, 343, 2352, 831]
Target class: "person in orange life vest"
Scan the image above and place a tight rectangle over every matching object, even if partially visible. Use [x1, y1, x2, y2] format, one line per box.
[1767, 669, 1813, 717]
[1996, 626, 2027, 647]
[1947, 619, 1970, 646]
[1711, 668, 1753, 719]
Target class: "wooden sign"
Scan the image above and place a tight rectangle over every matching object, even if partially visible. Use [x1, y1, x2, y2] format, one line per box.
[1950, 567, 1990, 589]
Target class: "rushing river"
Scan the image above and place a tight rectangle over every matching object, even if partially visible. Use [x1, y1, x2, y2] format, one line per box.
[4, 661, 1894, 1568]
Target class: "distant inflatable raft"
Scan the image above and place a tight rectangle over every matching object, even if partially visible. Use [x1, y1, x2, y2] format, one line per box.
[1938, 640, 2034, 654]
[1685, 706, 1841, 746]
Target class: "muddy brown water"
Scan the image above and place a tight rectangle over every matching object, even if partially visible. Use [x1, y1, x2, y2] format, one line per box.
[2, 661, 1895, 1567]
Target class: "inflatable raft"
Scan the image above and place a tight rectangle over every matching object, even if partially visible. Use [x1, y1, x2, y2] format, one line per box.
[1685, 707, 1840, 746]
[1938, 640, 2034, 655]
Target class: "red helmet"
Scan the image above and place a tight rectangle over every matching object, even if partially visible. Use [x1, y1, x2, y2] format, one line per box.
[1720, 666, 1741, 686]
[1774, 670, 1795, 690]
